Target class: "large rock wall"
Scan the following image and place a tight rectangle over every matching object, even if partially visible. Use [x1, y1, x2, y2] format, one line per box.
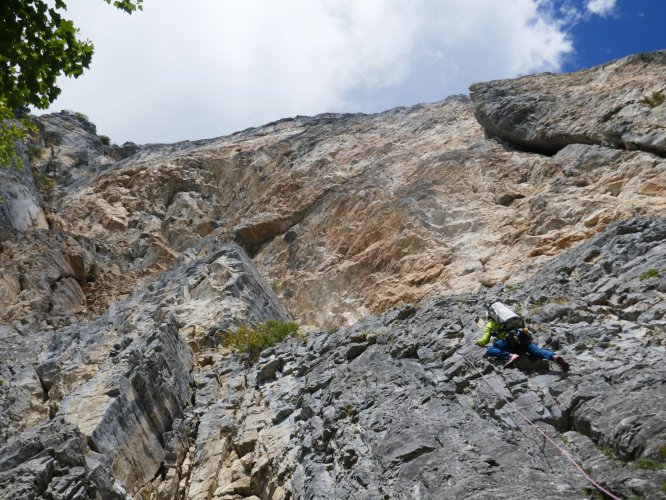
[0, 154, 48, 237]
[102, 217, 663, 499]
[173, 217, 666, 500]
[0, 243, 291, 497]
[0, 51, 665, 499]
[5, 53, 663, 328]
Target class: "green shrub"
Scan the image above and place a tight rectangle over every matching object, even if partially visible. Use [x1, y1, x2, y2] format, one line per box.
[661, 483, 666, 494]
[99, 135, 110, 146]
[0, 115, 37, 170]
[599, 445, 614, 459]
[631, 457, 665, 471]
[74, 111, 89, 122]
[640, 91, 665, 108]
[639, 269, 660, 281]
[224, 320, 299, 361]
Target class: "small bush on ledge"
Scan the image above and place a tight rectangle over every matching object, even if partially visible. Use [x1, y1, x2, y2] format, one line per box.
[639, 268, 660, 280]
[223, 320, 299, 361]
[631, 457, 665, 471]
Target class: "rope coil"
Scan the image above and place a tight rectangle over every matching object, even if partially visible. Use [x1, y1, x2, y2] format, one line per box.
[460, 352, 621, 500]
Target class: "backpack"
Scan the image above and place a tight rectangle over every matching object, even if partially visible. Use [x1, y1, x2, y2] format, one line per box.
[487, 301, 524, 332]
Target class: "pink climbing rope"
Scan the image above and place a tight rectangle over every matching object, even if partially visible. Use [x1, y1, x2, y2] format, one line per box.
[460, 352, 621, 500]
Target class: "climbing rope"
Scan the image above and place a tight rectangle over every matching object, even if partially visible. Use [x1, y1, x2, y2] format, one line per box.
[460, 351, 621, 500]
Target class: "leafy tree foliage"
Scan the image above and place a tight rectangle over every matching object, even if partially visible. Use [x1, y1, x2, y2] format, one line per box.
[0, 0, 142, 167]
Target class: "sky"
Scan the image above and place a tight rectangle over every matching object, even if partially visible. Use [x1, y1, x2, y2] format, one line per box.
[42, 0, 666, 145]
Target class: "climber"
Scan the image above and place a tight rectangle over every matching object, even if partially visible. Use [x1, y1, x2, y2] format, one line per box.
[476, 302, 569, 371]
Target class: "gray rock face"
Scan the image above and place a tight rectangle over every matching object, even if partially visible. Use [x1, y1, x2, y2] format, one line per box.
[470, 51, 666, 155]
[0, 243, 290, 497]
[1, 52, 665, 499]
[0, 418, 121, 500]
[199, 217, 663, 500]
[32, 111, 122, 191]
[38, 216, 653, 499]
[0, 166, 48, 236]
[6, 56, 664, 330]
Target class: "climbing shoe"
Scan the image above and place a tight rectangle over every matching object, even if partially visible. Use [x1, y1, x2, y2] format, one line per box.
[503, 353, 520, 368]
[553, 355, 570, 372]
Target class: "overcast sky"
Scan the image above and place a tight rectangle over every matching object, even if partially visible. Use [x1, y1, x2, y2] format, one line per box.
[40, 0, 662, 144]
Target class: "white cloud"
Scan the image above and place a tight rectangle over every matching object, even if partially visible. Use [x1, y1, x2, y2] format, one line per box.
[586, 0, 616, 16]
[43, 0, 574, 144]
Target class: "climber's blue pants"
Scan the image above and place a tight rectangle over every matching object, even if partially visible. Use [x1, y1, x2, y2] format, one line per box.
[485, 339, 511, 360]
[525, 342, 554, 361]
[485, 339, 554, 361]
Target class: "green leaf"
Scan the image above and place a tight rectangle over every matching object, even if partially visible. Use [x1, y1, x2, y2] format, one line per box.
[0, 0, 143, 168]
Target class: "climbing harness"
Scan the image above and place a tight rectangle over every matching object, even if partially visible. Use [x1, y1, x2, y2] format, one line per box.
[460, 351, 621, 500]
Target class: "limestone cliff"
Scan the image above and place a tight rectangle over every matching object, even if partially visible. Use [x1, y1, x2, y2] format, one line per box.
[0, 52, 665, 499]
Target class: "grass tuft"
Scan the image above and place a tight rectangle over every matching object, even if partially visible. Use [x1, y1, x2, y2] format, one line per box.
[223, 320, 299, 362]
[639, 269, 660, 281]
[631, 457, 665, 471]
